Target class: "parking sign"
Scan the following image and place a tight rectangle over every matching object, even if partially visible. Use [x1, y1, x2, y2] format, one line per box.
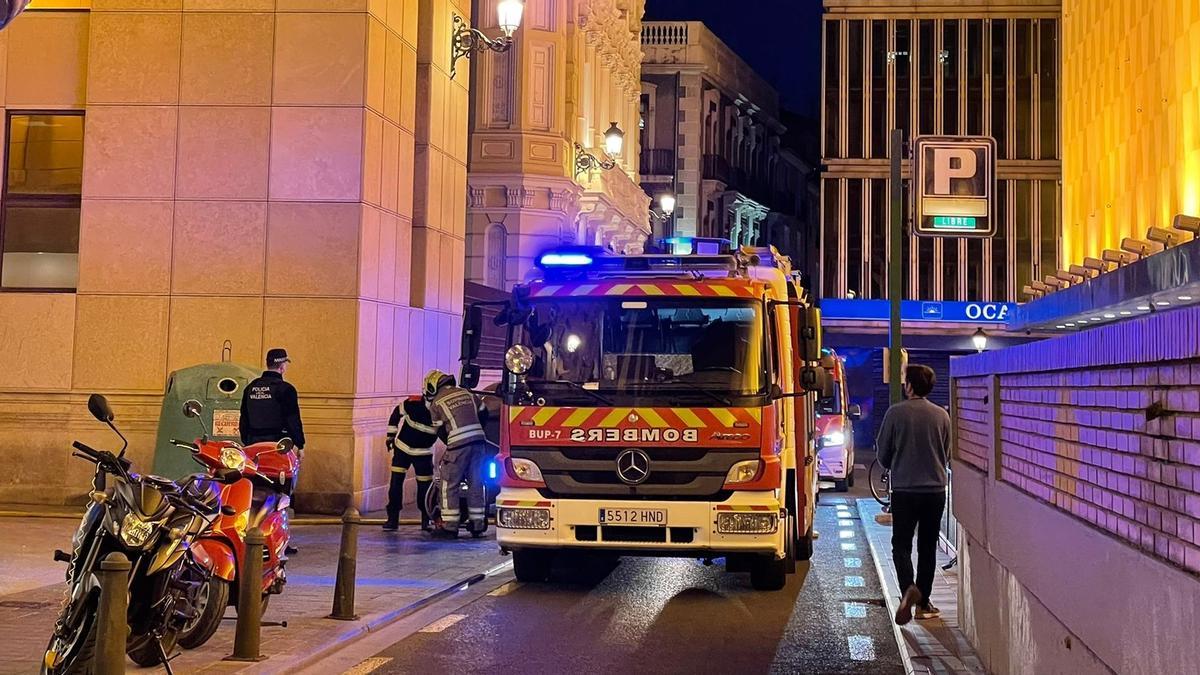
[914, 136, 996, 238]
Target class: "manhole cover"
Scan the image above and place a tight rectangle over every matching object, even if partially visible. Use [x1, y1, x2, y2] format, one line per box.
[0, 600, 53, 609]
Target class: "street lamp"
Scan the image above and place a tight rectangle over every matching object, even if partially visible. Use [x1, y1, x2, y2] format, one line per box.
[574, 122, 624, 178]
[649, 193, 675, 222]
[450, 0, 525, 80]
[971, 328, 988, 352]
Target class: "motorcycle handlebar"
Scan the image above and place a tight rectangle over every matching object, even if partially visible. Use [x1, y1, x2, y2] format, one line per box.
[71, 440, 101, 459]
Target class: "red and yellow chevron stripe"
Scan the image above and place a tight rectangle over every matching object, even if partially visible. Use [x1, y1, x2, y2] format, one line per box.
[528, 280, 759, 299]
[507, 406, 765, 448]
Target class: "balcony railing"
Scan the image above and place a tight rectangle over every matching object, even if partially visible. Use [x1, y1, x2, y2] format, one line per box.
[702, 154, 730, 183]
[640, 148, 676, 176]
[642, 22, 690, 46]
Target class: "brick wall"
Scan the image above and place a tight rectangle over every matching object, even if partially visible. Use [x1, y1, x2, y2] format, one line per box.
[951, 306, 1200, 578]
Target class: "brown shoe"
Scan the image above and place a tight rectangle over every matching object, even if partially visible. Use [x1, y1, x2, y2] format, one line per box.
[915, 602, 942, 620]
[895, 585, 922, 626]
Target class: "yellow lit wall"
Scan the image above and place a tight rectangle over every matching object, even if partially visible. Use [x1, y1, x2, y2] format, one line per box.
[1061, 1, 1200, 267]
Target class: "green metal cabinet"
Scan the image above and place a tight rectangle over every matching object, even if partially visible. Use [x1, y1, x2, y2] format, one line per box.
[152, 362, 261, 480]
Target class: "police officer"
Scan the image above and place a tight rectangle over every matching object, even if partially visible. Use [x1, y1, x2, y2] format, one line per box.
[383, 395, 439, 531]
[424, 370, 487, 538]
[240, 348, 305, 554]
[239, 348, 306, 451]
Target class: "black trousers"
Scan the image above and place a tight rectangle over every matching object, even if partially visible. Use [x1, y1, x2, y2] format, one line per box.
[387, 450, 434, 525]
[891, 490, 946, 605]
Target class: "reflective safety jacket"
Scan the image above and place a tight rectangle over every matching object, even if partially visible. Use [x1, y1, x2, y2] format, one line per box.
[386, 396, 439, 456]
[428, 386, 486, 449]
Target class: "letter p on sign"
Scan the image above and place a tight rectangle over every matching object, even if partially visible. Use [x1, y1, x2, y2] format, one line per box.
[914, 136, 996, 239]
[932, 148, 977, 195]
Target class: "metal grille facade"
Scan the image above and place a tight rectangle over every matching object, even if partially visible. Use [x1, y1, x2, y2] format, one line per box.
[821, 2, 1062, 302]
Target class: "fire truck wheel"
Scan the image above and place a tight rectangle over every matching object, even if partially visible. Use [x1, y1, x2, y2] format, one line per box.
[513, 549, 553, 582]
[795, 523, 814, 562]
[750, 554, 787, 591]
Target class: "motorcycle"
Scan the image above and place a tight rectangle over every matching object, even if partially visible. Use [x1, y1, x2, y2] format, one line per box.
[42, 394, 239, 675]
[174, 399, 298, 650]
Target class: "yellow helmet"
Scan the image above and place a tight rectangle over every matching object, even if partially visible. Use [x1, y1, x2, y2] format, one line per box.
[422, 369, 455, 398]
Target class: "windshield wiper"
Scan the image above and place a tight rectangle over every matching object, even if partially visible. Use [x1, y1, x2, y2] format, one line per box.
[665, 379, 735, 407]
[538, 380, 615, 406]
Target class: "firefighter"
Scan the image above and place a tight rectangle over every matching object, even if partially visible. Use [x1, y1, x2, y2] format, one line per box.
[423, 370, 487, 538]
[383, 395, 438, 531]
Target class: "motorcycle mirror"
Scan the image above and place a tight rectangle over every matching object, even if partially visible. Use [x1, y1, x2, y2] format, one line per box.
[182, 399, 203, 419]
[87, 394, 115, 423]
[276, 437, 295, 454]
[220, 505, 237, 516]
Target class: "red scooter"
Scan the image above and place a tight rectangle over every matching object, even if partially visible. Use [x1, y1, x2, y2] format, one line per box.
[170, 400, 299, 650]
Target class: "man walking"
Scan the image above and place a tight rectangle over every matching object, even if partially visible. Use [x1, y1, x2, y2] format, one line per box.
[876, 364, 951, 625]
[423, 369, 488, 539]
[383, 395, 439, 531]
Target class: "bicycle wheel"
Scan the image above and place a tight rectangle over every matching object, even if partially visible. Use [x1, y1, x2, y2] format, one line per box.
[868, 459, 891, 508]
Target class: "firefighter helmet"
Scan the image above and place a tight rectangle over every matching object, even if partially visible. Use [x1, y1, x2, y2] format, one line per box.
[422, 370, 455, 398]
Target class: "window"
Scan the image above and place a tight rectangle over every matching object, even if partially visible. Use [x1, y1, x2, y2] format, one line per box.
[943, 20, 960, 136]
[1038, 19, 1059, 159]
[869, 20, 888, 159]
[847, 20, 865, 158]
[965, 20, 984, 135]
[846, 179, 863, 295]
[1, 112, 84, 291]
[895, 21, 912, 141]
[990, 20, 1008, 156]
[917, 20, 935, 136]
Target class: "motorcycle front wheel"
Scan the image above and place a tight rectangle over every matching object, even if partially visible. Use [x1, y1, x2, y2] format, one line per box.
[178, 577, 230, 649]
[41, 590, 99, 675]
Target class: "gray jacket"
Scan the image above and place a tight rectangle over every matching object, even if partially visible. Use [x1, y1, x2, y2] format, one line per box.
[876, 397, 951, 492]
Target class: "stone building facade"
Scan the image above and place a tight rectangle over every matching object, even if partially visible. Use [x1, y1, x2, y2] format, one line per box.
[639, 21, 816, 268]
[0, 0, 471, 512]
[464, 0, 648, 291]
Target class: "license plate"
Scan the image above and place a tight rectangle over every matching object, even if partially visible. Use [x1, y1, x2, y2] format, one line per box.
[598, 508, 667, 526]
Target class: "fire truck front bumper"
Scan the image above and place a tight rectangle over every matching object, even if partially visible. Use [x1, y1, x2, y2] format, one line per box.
[494, 489, 785, 557]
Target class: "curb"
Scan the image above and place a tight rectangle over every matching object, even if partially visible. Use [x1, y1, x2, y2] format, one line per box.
[268, 560, 514, 673]
[857, 498, 919, 675]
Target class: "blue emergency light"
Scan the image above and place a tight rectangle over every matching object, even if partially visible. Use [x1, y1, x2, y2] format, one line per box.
[487, 460, 498, 480]
[536, 248, 598, 268]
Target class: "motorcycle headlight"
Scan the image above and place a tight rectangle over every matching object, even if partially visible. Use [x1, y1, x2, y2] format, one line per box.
[505, 345, 535, 375]
[220, 446, 247, 471]
[820, 431, 846, 447]
[120, 512, 156, 548]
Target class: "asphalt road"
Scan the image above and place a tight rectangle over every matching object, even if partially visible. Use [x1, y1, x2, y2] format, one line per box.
[361, 486, 903, 675]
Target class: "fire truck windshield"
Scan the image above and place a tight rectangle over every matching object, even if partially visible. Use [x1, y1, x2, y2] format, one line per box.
[512, 297, 766, 404]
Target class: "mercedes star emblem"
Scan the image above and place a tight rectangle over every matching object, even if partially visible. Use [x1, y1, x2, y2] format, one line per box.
[615, 448, 650, 485]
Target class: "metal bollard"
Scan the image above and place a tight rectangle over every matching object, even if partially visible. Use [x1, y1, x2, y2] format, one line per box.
[328, 507, 361, 621]
[224, 526, 267, 662]
[95, 552, 130, 675]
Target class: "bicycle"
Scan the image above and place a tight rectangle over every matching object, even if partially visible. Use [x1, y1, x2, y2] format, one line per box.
[868, 458, 891, 511]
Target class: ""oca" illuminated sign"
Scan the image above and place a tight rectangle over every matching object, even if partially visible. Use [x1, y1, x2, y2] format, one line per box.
[964, 303, 1011, 321]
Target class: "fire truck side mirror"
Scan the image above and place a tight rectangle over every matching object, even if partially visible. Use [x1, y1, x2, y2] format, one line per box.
[800, 307, 822, 363]
[461, 363, 481, 390]
[462, 304, 483, 361]
[799, 365, 831, 395]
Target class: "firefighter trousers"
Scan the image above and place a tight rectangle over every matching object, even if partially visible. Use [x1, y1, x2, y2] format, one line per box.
[440, 440, 486, 531]
[387, 449, 433, 526]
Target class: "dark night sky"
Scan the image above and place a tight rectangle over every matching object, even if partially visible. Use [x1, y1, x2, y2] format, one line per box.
[643, 0, 825, 117]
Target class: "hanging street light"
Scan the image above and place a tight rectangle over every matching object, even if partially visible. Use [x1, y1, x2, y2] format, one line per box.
[574, 122, 625, 178]
[971, 327, 988, 352]
[450, 0, 525, 80]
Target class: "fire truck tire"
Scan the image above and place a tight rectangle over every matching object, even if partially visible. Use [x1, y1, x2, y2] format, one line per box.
[750, 554, 788, 591]
[795, 523, 814, 562]
[513, 549, 553, 582]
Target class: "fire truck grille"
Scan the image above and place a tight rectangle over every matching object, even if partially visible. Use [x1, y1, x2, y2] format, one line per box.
[511, 446, 760, 499]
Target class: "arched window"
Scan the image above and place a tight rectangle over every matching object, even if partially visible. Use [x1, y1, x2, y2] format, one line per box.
[484, 222, 507, 289]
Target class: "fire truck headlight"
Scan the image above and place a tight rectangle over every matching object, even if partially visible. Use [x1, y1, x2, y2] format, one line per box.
[498, 508, 551, 530]
[508, 457, 544, 482]
[505, 345, 535, 374]
[717, 512, 778, 534]
[724, 459, 762, 485]
[820, 431, 846, 448]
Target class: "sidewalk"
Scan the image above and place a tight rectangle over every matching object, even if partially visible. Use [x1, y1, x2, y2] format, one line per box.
[0, 512, 510, 674]
[857, 499, 985, 675]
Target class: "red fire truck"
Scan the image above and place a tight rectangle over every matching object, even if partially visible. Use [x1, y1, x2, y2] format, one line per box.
[459, 246, 828, 590]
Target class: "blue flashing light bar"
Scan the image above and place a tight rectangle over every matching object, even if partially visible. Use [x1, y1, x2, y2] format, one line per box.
[487, 460, 498, 480]
[539, 252, 592, 266]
